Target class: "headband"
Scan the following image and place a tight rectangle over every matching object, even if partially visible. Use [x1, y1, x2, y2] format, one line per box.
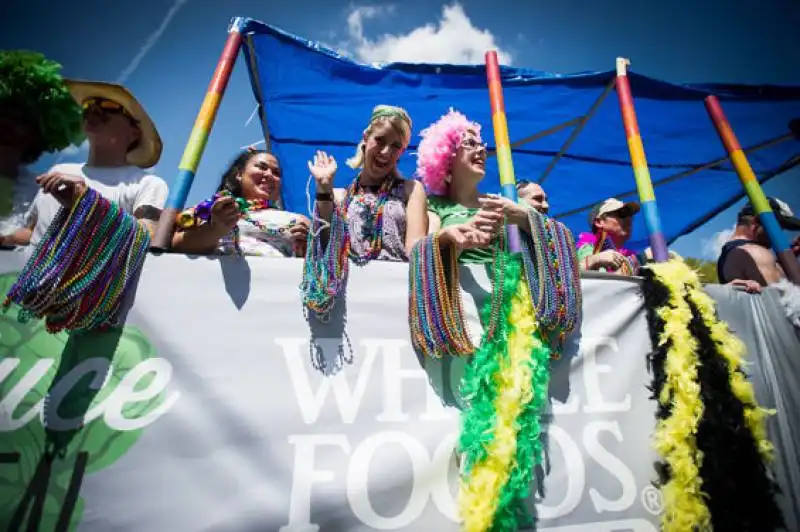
[370, 105, 412, 132]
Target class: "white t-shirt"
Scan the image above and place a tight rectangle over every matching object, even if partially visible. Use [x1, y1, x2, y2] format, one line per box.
[0, 167, 38, 236]
[26, 163, 168, 246]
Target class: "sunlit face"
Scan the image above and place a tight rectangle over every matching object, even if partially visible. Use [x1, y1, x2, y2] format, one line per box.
[449, 128, 486, 187]
[239, 152, 282, 201]
[519, 182, 549, 214]
[595, 211, 633, 241]
[82, 98, 141, 153]
[362, 121, 405, 180]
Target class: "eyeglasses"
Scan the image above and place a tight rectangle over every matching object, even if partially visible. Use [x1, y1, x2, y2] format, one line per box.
[82, 98, 137, 122]
[460, 137, 486, 151]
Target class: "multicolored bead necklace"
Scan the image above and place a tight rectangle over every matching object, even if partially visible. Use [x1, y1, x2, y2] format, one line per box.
[301, 174, 393, 319]
[409, 229, 508, 359]
[3, 187, 150, 333]
[176, 190, 283, 255]
[341, 177, 393, 264]
[520, 208, 582, 359]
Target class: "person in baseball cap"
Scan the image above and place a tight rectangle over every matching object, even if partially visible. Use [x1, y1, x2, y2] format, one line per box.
[717, 196, 800, 289]
[739, 197, 800, 231]
[576, 197, 641, 275]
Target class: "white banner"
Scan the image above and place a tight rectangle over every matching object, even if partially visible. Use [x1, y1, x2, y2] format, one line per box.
[1, 251, 668, 531]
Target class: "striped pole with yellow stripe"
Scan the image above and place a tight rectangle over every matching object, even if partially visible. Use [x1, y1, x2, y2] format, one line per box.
[614, 58, 669, 262]
[152, 17, 246, 250]
[704, 95, 800, 284]
[485, 50, 521, 253]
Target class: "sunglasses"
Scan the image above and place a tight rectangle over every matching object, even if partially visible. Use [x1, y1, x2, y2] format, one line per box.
[82, 98, 137, 122]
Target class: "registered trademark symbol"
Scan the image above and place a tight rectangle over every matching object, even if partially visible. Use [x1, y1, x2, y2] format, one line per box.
[641, 485, 663, 515]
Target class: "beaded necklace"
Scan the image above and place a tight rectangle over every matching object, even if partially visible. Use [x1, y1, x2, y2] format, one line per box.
[341, 177, 394, 264]
[176, 190, 284, 255]
[301, 174, 394, 320]
[3, 187, 150, 333]
[520, 208, 582, 359]
[408, 230, 507, 358]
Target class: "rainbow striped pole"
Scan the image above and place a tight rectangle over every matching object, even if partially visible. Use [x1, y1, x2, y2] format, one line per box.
[615, 58, 669, 262]
[485, 51, 521, 253]
[152, 17, 247, 250]
[704, 96, 800, 284]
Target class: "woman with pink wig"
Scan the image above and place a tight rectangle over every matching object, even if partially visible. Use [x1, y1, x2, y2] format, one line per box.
[416, 108, 531, 263]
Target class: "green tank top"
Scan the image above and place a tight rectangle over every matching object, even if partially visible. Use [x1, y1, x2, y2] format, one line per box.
[427, 196, 495, 264]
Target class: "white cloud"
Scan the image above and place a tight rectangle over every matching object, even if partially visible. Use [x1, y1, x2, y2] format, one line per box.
[54, 139, 89, 163]
[701, 225, 735, 259]
[336, 2, 512, 66]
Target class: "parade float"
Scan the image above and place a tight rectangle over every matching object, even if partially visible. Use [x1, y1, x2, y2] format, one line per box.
[2, 17, 800, 532]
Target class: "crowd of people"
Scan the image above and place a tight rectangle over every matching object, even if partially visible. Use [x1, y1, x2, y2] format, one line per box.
[1, 50, 798, 291]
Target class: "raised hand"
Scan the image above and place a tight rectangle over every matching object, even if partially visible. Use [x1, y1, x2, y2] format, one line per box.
[307, 151, 338, 192]
[36, 172, 87, 207]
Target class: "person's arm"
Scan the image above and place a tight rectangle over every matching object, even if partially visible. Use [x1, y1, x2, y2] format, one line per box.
[404, 180, 429, 254]
[171, 196, 240, 255]
[1, 194, 41, 247]
[171, 224, 229, 255]
[308, 151, 338, 226]
[428, 211, 442, 235]
[132, 176, 169, 240]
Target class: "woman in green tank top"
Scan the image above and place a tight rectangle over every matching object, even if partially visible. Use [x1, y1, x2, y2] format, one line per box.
[416, 109, 533, 263]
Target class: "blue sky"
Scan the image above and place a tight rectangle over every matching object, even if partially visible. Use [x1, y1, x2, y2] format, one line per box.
[3, 0, 799, 259]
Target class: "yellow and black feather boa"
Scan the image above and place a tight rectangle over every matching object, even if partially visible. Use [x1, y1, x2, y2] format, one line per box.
[640, 259, 784, 532]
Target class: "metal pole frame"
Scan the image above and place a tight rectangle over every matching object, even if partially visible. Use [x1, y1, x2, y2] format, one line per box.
[704, 95, 800, 284]
[151, 17, 248, 251]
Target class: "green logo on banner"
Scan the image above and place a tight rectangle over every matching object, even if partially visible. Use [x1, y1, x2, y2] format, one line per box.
[0, 272, 176, 530]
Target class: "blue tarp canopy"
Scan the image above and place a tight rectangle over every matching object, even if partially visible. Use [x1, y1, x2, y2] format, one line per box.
[239, 18, 800, 250]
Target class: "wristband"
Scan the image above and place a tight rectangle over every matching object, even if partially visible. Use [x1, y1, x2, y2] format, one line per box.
[316, 191, 333, 202]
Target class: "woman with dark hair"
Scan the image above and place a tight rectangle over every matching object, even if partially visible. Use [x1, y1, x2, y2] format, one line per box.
[171, 148, 310, 257]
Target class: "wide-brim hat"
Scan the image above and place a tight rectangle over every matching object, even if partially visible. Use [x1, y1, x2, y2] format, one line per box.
[65, 79, 162, 168]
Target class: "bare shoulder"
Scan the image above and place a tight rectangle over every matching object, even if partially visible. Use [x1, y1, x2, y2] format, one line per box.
[739, 243, 775, 264]
[403, 178, 424, 198]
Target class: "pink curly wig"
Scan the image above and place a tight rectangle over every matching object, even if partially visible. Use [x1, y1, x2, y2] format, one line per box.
[415, 108, 482, 195]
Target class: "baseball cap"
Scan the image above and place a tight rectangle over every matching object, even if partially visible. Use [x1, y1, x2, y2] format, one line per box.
[588, 198, 641, 228]
[739, 197, 800, 230]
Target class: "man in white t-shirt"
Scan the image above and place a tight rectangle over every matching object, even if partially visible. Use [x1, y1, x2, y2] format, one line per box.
[15, 79, 168, 247]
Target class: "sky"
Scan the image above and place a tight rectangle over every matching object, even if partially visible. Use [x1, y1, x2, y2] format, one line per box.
[3, 0, 799, 260]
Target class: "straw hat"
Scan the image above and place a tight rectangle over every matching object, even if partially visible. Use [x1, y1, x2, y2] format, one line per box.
[65, 79, 163, 168]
